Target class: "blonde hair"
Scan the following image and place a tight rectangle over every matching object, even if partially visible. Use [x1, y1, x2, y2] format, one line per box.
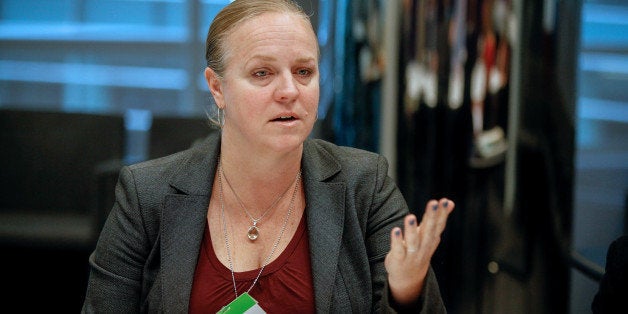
[205, 0, 315, 78]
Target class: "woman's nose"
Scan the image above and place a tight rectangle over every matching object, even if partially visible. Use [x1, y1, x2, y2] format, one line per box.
[274, 72, 299, 102]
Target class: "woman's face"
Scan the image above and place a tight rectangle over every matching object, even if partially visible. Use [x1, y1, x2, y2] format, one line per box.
[206, 12, 319, 155]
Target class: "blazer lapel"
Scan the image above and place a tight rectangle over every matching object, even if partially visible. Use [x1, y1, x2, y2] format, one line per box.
[161, 132, 220, 313]
[161, 194, 209, 313]
[302, 140, 345, 313]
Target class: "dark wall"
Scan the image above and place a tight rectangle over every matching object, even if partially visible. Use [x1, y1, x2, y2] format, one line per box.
[0, 109, 124, 214]
[0, 109, 212, 312]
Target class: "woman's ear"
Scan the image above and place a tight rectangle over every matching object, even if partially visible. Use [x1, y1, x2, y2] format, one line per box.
[205, 67, 225, 108]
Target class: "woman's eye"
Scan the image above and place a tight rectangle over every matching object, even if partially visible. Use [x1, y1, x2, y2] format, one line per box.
[296, 69, 311, 76]
[254, 70, 269, 78]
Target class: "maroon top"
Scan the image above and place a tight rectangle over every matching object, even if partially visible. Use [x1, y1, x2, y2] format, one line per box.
[189, 214, 315, 313]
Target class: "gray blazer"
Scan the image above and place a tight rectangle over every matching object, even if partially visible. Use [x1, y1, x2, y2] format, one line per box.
[82, 131, 446, 313]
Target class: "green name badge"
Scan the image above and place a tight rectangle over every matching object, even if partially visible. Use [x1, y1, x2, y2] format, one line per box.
[217, 292, 266, 314]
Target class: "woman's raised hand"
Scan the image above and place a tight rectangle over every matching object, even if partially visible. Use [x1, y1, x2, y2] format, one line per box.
[384, 198, 455, 305]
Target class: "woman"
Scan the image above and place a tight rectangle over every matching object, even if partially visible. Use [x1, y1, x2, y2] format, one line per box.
[82, 0, 455, 313]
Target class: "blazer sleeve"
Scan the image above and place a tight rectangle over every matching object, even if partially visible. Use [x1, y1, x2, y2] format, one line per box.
[82, 166, 149, 313]
[367, 155, 446, 313]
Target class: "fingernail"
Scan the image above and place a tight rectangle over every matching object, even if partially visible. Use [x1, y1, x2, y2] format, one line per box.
[432, 204, 438, 211]
[395, 229, 401, 236]
[409, 218, 415, 225]
[444, 200, 449, 208]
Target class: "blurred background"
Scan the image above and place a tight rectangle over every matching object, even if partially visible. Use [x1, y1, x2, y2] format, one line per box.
[0, 0, 626, 312]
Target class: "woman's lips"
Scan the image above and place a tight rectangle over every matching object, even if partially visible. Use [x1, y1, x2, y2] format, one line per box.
[271, 115, 297, 122]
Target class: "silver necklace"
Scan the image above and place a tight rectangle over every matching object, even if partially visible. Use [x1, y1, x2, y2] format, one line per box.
[218, 159, 301, 299]
[221, 163, 300, 241]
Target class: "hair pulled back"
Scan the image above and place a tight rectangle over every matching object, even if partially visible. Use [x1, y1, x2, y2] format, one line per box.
[205, 0, 314, 78]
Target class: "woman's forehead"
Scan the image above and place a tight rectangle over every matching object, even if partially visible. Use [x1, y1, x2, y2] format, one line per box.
[222, 12, 318, 61]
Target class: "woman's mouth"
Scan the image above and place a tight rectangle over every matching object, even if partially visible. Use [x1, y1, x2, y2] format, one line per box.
[271, 115, 297, 122]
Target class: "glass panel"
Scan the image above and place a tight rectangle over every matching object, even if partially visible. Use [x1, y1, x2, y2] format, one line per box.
[571, 0, 628, 312]
[0, 0, 230, 116]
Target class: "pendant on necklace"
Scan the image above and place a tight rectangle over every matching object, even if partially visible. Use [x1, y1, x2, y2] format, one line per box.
[247, 221, 259, 241]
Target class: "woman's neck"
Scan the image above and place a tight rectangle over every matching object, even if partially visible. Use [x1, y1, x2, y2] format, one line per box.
[218, 136, 303, 214]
